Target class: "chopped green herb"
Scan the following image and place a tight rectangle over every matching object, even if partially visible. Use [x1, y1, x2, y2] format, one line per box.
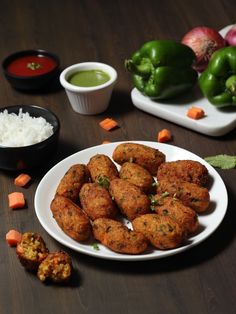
[27, 62, 42, 70]
[161, 191, 169, 198]
[204, 154, 236, 169]
[97, 175, 110, 189]
[92, 243, 100, 251]
[150, 205, 156, 211]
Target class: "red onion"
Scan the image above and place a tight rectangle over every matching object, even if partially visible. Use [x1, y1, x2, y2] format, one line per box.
[181, 26, 226, 72]
[225, 24, 236, 46]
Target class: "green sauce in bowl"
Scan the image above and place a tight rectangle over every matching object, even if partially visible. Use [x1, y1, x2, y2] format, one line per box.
[68, 69, 110, 87]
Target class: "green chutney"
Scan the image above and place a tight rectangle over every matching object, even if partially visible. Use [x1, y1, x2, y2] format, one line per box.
[68, 69, 110, 87]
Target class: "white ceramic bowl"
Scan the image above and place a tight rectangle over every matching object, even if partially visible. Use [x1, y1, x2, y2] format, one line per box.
[60, 62, 117, 115]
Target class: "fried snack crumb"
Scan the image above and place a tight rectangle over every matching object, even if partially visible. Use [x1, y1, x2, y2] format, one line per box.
[16, 232, 49, 271]
[37, 251, 72, 283]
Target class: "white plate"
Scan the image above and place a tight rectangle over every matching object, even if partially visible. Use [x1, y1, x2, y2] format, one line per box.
[131, 25, 236, 137]
[34, 141, 228, 261]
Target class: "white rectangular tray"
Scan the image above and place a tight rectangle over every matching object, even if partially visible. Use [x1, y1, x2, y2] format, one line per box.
[131, 25, 236, 137]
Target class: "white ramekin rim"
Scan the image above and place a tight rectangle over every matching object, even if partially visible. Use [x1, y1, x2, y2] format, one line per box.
[59, 62, 117, 93]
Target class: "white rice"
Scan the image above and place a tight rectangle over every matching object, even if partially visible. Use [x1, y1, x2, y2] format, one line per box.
[0, 108, 54, 147]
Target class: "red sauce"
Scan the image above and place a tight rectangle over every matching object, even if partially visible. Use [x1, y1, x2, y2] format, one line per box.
[6, 55, 57, 77]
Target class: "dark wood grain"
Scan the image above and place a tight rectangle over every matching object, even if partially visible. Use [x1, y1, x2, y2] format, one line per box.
[1, 0, 236, 313]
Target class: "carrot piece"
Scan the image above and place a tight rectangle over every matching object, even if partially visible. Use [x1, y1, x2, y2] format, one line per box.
[157, 129, 172, 143]
[6, 229, 22, 247]
[8, 192, 25, 209]
[99, 118, 118, 131]
[187, 107, 205, 120]
[14, 173, 31, 187]
[102, 140, 111, 144]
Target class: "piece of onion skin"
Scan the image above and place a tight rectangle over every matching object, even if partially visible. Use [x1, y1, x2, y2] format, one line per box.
[181, 26, 226, 72]
[225, 24, 236, 46]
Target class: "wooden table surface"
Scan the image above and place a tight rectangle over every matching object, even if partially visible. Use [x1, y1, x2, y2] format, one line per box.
[1, 0, 236, 313]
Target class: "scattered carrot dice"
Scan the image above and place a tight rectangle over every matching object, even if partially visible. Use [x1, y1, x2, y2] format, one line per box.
[99, 118, 118, 131]
[187, 106, 205, 120]
[6, 229, 22, 247]
[157, 129, 172, 143]
[8, 192, 25, 209]
[14, 173, 31, 187]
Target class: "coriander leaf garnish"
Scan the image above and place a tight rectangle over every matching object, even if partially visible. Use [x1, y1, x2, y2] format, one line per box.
[92, 243, 100, 251]
[204, 155, 236, 169]
[97, 175, 110, 189]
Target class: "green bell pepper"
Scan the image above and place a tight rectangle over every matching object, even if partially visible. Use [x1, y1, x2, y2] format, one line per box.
[125, 40, 198, 99]
[199, 46, 236, 107]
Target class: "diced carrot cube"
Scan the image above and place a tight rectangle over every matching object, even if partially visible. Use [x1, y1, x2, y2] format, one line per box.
[99, 118, 118, 131]
[157, 129, 172, 143]
[14, 173, 31, 187]
[187, 107, 205, 120]
[6, 229, 22, 246]
[8, 192, 25, 209]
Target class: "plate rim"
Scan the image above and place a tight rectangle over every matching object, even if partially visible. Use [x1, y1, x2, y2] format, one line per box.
[34, 141, 228, 261]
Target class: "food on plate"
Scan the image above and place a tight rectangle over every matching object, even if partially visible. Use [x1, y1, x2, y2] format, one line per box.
[112, 142, 165, 175]
[56, 164, 90, 203]
[187, 107, 205, 120]
[79, 183, 118, 220]
[16, 232, 49, 271]
[109, 178, 150, 220]
[224, 24, 236, 46]
[157, 129, 172, 143]
[47, 142, 213, 255]
[205, 154, 236, 169]
[119, 162, 155, 194]
[181, 26, 226, 72]
[150, 194, 199, 235]
[50, 195, 92, 242]
[87, 154, 119, 185]
[68, 69, 110, 87]
[14, 173, 31, 187]
[6, 229, 22, 246]
[156, 179, 210, 213]
[92, 218, 148, 254]
[0, 108, 53, 147]
[132, 213, 185, 249]
[8, 192, 26, 209]
[157, 160, 209, 186]
[125, 40, 197, 99]
[37, 251, 72, 283]
[99, 118, 118, 131]
[199, 46, 236, 107]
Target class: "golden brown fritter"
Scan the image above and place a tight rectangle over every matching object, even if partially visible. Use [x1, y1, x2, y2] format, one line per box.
[109, 178, 150, 221]
[37, 251, 72, 283]
[156, 179, 210, 213]
[119, 162, 155, 194]
[151, 194, 199, 235]
[92, 218, 148, 254]
[56, 164, 91, 202]
[50, 195, 92, 242]
[157, 160, 209, 186]
[79, 183, 118, 220]
[132, 214, 185, 250]
[112, 143, 165, 176]
[87, 154, 119, 186]
[16, 232, 49, 271]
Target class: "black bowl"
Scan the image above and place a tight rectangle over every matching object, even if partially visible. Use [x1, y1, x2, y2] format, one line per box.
[0, 105, 60, 171]
[2, 50, 60, 91]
